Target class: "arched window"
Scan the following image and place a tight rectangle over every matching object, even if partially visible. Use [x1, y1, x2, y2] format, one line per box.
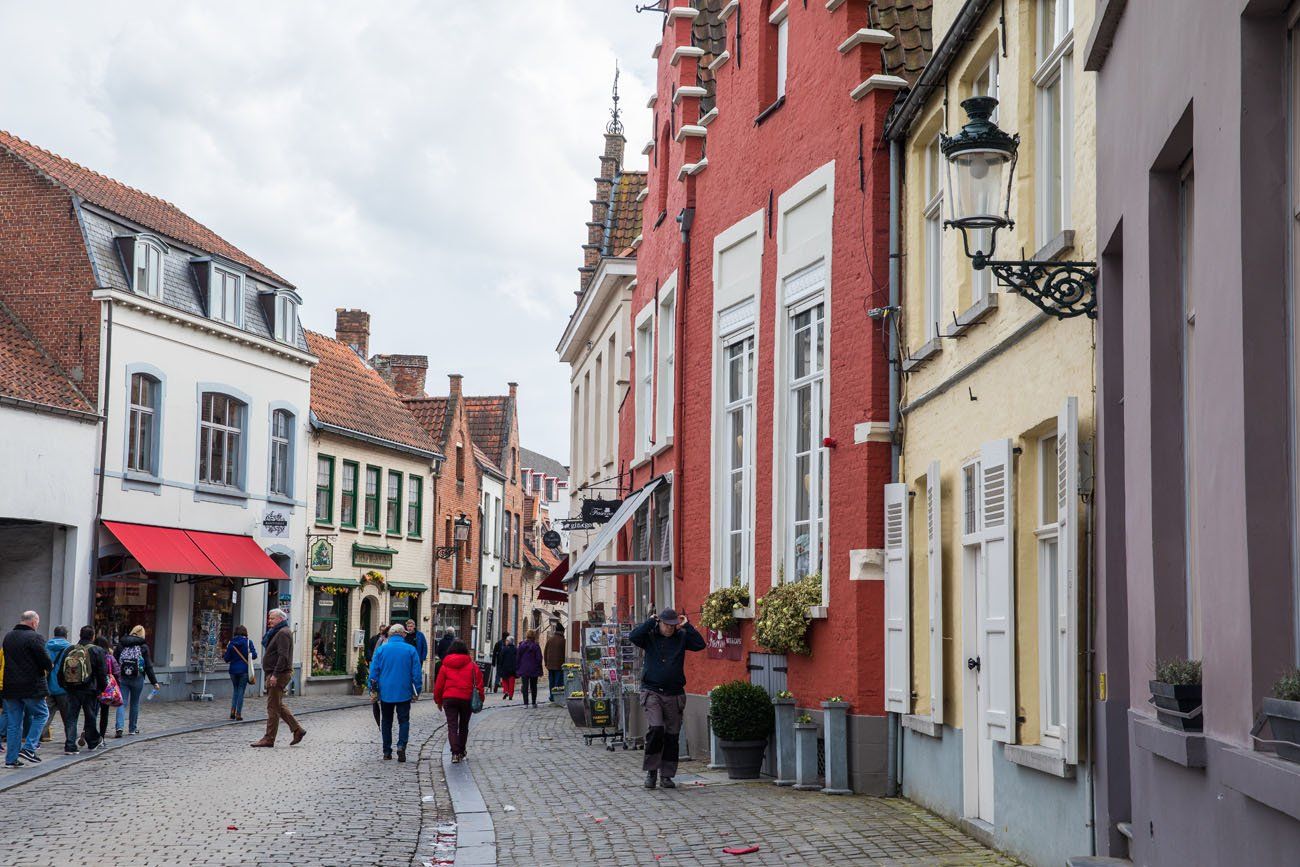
[133, 238, 165, 299]
[127, 373, 161, 474]
[199, 392, 246, 488]
[269, 409, 294, 497]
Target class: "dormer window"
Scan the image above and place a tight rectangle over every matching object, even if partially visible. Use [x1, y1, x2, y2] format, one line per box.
[133, 237, 165, 298]
[211, 267, 243, 326]
[274, 294, 297, 343]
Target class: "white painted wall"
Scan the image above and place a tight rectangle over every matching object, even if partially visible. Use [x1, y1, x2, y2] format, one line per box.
[478, 472, 504, 657]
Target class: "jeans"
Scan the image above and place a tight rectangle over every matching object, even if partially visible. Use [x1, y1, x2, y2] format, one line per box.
[547, 669, 565, 700]
[380, 700, 411, 755]
[444, 697, 471, 756]
[3, 697, 48, 763]
[120, 676, 145, 732]
[229, 672, 249, 716]
[20, 697, 50, 754]
[70, 691, 101, 749]
[521, 676, 538, 705]
[47, 694, 77, 750]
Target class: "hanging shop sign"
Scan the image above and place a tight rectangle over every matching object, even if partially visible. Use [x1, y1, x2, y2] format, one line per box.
[542, 530, 563, 550]
[309, 538, 334, 571]
[580, 499, 622, 524]
[556, 518, 598, 531]
[706, 626, 744, 661]
[260, 507, 290, 539]
[352, 543, 396, 570]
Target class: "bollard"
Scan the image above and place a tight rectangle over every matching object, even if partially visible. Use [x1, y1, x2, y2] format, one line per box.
[772, 697, 797, 786]
[820, 700, 852, 794]
[793, 720, 821, 791]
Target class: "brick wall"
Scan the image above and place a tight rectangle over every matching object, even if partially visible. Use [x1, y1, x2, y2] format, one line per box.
[432, 373, 481, 639]
[499, 383, 528, 644]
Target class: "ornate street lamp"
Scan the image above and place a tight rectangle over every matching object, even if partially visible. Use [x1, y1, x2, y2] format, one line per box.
[941, 96, 1097, 320]
[436, 512, 473, 560]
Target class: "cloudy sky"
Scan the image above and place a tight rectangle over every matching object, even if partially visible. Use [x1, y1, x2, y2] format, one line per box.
[0, 1, 664, 461]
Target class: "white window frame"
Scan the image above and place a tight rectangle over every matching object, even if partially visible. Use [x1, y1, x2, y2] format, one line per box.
[656, 285, 677, 444]
[971, 54, 999, 303]
[133, 237, 165, 299]
[127, 372, 160, 475]
[1035, 433, 1064, 751]
[210, 266, 244, 327]
[198, 392, 244, 489]
[1034, 0, 1074, 247]
[720, 328, 756, 593]
[786, 295, 826, 584]
[924, 136, 944, 340]
[269, 408, 293, 498]
[274, 294, 297, 343]
[635, 302, 656, 460]
[772, 2, 790, 100]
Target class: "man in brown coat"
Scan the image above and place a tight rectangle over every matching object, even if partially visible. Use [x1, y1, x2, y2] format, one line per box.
[543, 623, 567, 703]
[250, 608, 306, 748]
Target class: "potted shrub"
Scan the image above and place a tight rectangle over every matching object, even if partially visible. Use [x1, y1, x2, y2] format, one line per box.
[1150, 658, 1202, 732]
[352, 652, 370, 696]
[700, 585, 751, 633]
[709, 680, 775, 779]
[1264, 667, 1300, 763]
[753, 574, 822, 655]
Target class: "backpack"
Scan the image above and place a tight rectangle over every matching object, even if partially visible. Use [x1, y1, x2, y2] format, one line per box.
[60, 644, 92, 687]
[119, 645, 143, 680]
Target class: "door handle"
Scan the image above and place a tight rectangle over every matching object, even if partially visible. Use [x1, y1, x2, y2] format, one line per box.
[967, 656, 981, 671]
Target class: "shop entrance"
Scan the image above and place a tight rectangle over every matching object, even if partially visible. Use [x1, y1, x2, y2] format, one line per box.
[311, 587, 348, 675]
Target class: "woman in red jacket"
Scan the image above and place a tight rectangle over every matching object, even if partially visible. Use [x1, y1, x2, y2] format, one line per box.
[433, 640, 484, 763]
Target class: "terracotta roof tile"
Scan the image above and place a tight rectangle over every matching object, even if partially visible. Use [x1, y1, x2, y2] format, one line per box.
[474, 443, 503, 476]
[0, 130, 290, 285]
[872, 0, 934, 84]
[464, 396, 510, 466]
[606, 171, 647, 257]
[405, 397, 449, 448]
[305, 330, 438, 455]
[0, 299, 94, 415]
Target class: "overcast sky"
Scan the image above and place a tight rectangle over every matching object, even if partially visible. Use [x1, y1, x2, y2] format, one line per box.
[0, 1, 663, 462]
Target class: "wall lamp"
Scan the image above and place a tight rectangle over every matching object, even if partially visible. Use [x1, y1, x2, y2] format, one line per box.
[435, 513, 473, 560]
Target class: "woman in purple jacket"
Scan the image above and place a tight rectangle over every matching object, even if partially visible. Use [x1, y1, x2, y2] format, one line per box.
[515, 630, 543, 707]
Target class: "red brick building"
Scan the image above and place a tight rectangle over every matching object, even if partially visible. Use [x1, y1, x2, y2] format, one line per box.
[609, 0, 928, 792]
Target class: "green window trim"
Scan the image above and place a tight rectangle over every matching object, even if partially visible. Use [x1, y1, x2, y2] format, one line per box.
[314, 455, 335, 526]
[364, 465, 381, 532]
[407, 475, 423, 538]
[386, 469, 402, 535]
[340, 460, 359, 529]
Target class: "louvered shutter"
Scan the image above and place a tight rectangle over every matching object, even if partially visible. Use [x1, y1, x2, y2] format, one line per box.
[927, 461, 944, 724]
[884, 482, 911, 714]
[1057, 397, 1080, 763]
[980, 438, 1016, 744]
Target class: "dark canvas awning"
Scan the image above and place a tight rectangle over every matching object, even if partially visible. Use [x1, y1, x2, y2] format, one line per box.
[537, 560, 569, 602]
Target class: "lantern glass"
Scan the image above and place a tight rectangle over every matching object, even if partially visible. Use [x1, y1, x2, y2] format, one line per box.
[946, 147, 1012, 231]
[453, 516, 471, 542]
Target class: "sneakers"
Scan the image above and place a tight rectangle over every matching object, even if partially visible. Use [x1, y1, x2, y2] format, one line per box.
[644, 770, 658, 789]
[128, 730, 139, 736]
[660, 777, 677, 789]
[114, 730, 123, 739]
[451, 755, 461, 764]
[19, 749, 41, 764]
[290, 728, 307, 746]
[4, 761, 24, 769]
[397, 748, 407, 763]
[64, 747, 80, 755]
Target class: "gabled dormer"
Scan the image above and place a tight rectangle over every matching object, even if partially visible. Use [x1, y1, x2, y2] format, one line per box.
[258, 286, 303, 345]
[189, 255, 248, 328]
[113, 233, 170, 300]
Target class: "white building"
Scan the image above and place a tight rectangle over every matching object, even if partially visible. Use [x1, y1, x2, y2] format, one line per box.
[476, 455, 505, 658]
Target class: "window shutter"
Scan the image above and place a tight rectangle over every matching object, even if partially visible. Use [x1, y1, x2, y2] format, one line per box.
[883, 482, 911, 714]
[1057, 397, 1080, 763]
[980, 438, 1016, 744]
[927, 461, 943, 725]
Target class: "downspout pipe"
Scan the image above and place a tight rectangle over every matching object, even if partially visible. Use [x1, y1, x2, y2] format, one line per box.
[673, 205, 694, 591]
[885, 136, 903, 798]
[90, 297, 113, 625]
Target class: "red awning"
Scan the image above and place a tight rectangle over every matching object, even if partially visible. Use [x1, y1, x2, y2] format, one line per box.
[104, 521, 285, 580]
[537, 559, 569, 603]
[103, 521, 223, 577]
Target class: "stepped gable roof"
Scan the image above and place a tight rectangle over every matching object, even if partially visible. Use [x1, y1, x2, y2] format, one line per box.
[604, 171, 647, 257]
[0, 130, 289, 286]
[474, 443, 504, 478]
[519, 447, 568, 482]
[405, 396, 450, 448]
[305, 330, 438, 455]
[872, 0, 934, 84]
[0, 299, 94, 416]
[464, 395, 511, 466]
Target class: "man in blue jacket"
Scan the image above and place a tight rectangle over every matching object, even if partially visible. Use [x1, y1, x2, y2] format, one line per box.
[44, 627, 76, 754]
[629, 608, 706, 790]
[369, 623, 422, 762]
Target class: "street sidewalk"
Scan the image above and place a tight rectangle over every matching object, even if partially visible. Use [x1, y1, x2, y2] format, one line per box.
[0, 691, 370, 793]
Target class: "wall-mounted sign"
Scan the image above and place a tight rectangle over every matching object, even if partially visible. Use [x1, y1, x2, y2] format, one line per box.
[542, 530, 562, 550]
[706, 626, 744, 661]
[352, 544, 395, 570]
[260, 507, 290, 539]
[309, 538, 334, 571]
[580, 499, 622, 524]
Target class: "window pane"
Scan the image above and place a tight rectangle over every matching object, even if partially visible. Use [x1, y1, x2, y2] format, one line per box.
[795, 385, 812, 452]
[1043, 536, 1061, 728]
[793, 318, 811, 379]
[1041, 436, 1059, 526]
[1042, 77, 1063, 239]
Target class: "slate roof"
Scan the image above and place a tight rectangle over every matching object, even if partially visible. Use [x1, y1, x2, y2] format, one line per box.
[405, 397, 450, 448]
[604, 171, 647, 257]
[519, 447, 568, 482]
[0, 298, 94, 416]
[0, 130, 289, 286]
[463, 396, 511, 467]
[692, 0, 727, 114]
[872, 0, 934, 84]
[304, 330, 440, 455]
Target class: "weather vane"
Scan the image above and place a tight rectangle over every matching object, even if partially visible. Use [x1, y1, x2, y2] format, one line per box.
[607, 62, 624, 136]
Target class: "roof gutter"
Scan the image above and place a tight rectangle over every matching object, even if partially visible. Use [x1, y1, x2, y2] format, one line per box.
[883, 0, 995, 142]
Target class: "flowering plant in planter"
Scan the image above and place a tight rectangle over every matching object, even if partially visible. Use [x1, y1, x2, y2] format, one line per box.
[754, 574, 822, 655]
[796, 712, 814, 725]
[700, 585, 751, 632]
[1151, 658, 1202, 732]
[1265, 667, 1300, 763]
[775, 690, 794, 700]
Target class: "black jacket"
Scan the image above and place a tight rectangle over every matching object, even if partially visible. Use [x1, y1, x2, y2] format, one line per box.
[63, 640, 108, 696]
[497, 643, 518, 678]
[628, 618, 706, 696]
[0, 624, 52, 700]
[113, 634, 158, 685]
[435, 634, 455, 659]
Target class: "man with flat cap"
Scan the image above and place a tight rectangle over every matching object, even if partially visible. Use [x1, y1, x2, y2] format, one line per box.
[628, 607, 706, 790]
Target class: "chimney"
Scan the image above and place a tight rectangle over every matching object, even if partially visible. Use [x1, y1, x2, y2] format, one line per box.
[373, 354, 429, 398]
[448, 373, 463, 398]
[335, 308, 370, 358]
[601, 132, 625, 179]
[508, 382, 518, 401]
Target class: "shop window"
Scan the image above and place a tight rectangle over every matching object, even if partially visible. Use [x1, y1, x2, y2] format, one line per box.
[95, 579, 157, 651]
[391, 592, 418, 626]
[311, 588, 348, 675]
[192, 581, 237, 666]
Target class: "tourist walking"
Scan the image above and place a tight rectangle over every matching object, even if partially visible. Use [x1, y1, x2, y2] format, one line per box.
[222, 625, 257, 721]
[44, 626, 76, 754]
[114, 625, 160, 736]
[628, 609, 706, 790]
[251, 608, 306, 748]
[544, 624, 567, 703]
[61, 626, 107, 753]
[489, 632, 507, 692]
[2, 611, 52, 768]
[403, 619, 428, 665]
[497, 635, 518, 701]
[369, 623, 422, 762]
[94, 636, 123, 743]
[516, 629, 543, 707]
[433, 640, 483, 763]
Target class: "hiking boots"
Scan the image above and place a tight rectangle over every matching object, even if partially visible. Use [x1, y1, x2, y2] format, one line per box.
[644, 770, 658, 789]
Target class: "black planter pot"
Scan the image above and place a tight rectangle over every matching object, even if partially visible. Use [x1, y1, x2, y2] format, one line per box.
[1150, 680, 1202, 732]
[718, 738, 768, 780]
[1264, 697, 1300, 763]
[567, 696, 590, 728]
